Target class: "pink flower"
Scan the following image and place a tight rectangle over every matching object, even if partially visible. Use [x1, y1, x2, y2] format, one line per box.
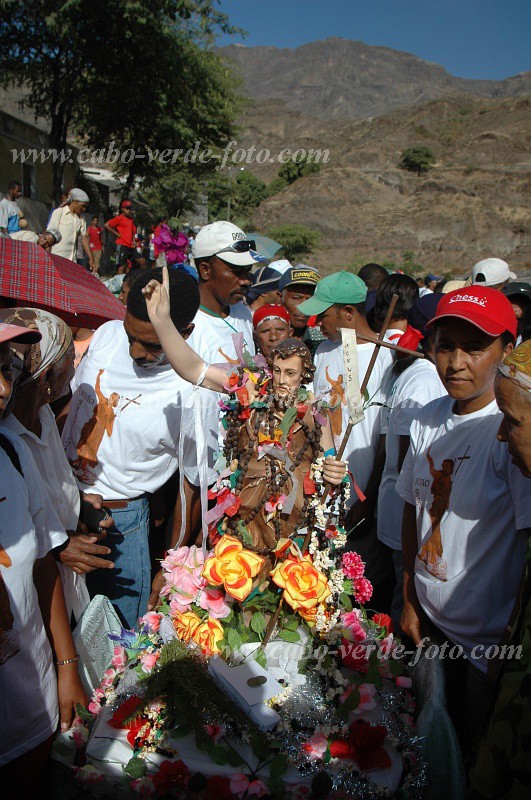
[341, 551, 366, 580]
[204, 723, 226, 743]
[111, 645, 127, 670]
[353, 683, 377, 713]
[302, 733, 329, 760]
[379, 634, 397, 657]
[140, 651, 160, 674]
[100, 668, 117, 689]
[354, 576, 373, 604]
[248, 780, 268, 797]
[88, 688, 105, 715]
[74, 765, 105, 785]
[198, 587, 232, 619]
[70, 725, 89, 748]
[140, 611, 163, 632]
[396, 676, 413, 689]
[341, 609, 367, 643]
[130, 776, 156, 797]
[161, 545, 207, 610]
[230, 774, 250, 796]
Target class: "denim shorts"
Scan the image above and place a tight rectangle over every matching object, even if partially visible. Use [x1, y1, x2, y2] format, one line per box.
[86, 497, 150, 629]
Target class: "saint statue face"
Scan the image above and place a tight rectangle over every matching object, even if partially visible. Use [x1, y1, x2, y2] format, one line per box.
[271, 354, 304, 401]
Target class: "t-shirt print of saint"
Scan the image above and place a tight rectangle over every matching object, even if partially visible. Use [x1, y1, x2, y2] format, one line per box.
[324, 366, 346, 439]
[72, 368, 120, 482]
[418, 447, 455, 580]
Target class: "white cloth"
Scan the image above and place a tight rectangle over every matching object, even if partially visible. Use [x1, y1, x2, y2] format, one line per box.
[186, 303, 255, 485]
[377, 359, 446, 549]
[10, 230, 38, 243]
[396, 396, 531, 672]
[49, 205, 87, 261]
[0, 197, 20, 232]
[0, 427, 67, 765]
[62, 320, 196, 499]
[314, 339, 395, 495]
[2, 405, 89, 621]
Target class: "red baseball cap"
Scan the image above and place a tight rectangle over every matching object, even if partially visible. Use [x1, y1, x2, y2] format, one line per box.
[121, 200, 133, 208]
[253, 304, 290, 329]
[0, 322, 42, 346]
[426, 286, 517, 340]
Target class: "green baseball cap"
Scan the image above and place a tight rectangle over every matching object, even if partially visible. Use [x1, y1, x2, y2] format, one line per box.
[297, 271, 367, 316]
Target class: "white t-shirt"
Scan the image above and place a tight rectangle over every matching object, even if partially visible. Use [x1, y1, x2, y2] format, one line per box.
[0, 427, 67, 765]
[377, 359, 446, 549]
[314, 338, 395, 495]
[0, 197, 20, 232]
[396, 396, 531, 672]
[3, 406, 90, 621]
[186, 303, 255, 485]
[62, 320, 196, 499]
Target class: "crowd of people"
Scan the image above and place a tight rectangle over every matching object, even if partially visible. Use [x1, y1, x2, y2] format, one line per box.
[0, 182, 530, 799]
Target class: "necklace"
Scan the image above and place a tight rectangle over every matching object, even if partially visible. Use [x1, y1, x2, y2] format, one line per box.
[199, 304, 249, 346]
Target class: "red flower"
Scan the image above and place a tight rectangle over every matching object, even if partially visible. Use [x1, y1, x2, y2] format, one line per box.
[341, 637, 369, 672]
[108, 695, 143, 730]
[329, 739, 351, 759]
[372, 612, 393, 634]
[152, 760, 190, 794]
[204, 776, 234, 800]
[348, 720, 391, 771]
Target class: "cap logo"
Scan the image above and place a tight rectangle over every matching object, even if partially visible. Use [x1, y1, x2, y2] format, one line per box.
[291, 269, 317, 282]
[448, 293, 487, 308]
[232, 232, 246, 241]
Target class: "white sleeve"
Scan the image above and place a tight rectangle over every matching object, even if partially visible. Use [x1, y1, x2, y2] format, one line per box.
[4, 433, 67, 557]
[0, 199, 9, 228]
[47, 207, 62, 229]
[395, 417, 421, 505]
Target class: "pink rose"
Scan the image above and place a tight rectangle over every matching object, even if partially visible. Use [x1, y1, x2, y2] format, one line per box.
[198, 587, 232, 619]
[341, 610, 367, 643]
[204, 722, 226, 743]
[130, 777, 156, 797]
[140, 651, 160, 673]
[140, 611, 163, 632]
[248, 780, 268, 797]
[230, 774, 250, 796]
[302, 733, 329, 759]
[353, 682, 377, 713]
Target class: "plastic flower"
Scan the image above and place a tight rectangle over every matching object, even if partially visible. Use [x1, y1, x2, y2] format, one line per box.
[341, 682, 377, 714]
[202, 535, 265, 602]
[111, 645, 127, 669]
[74, 764, 105, 785]
[341, 610, 367, 643]
[151, 760, 190, 794]
[341, 551, 366, 580]
[372, 612, 393, 634]
[271, 556, 331, 615]
[160, 545, 206, 612]
[139, 611, 163, 632]
[192, 617, 225, 656]
[172, 610, 202, 642]
[302, 732, 329, 759]
[130, 776, 156, 798]
[198, 587, 232, 619]
[354, 576, 373, 605]
[140, 651, 160, 673]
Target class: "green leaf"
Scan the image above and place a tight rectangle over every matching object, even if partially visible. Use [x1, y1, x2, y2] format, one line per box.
[268, 776, 286, 799]
[250, 611, 266, 635]
[342, 687, 360, 712]
[227, 628, 242, 652]
[123, 756, 147, 779]
[283, 617, 298, 631]
[226, 747, 244, 767]
[170, 723, 191, 739]
[277, 629, 301, 643]
[75, 703, 94, 723]
[339, 592, 352, 611]
[254, 648, 267, 669]
[208, 745, 229, 766]
[269, 752, 288, 778]
[251, 732, 270, 761]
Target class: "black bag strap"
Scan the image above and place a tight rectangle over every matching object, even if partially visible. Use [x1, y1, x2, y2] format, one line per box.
[0, 433, 23, 477]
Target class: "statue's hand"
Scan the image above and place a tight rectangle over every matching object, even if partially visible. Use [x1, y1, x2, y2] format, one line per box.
[323, 456, 347, 486]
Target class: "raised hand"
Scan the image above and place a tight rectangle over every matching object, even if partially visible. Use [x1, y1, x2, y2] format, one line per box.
[142, 265, 171, 326]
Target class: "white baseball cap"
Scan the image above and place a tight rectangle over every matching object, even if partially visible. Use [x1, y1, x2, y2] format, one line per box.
[472, 258, 516, 287]
[191, 221, 260, 268]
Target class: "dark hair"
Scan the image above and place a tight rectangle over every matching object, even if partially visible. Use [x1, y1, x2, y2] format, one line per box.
[8, 180, 21, 190]
[373, 274, 419, 330]
[127, 268, 200, 332]
[357, 263, 388, 291]
[520, 305, 531, 343]
[122, 267, 142, 289]
[501, 330, 516, 347]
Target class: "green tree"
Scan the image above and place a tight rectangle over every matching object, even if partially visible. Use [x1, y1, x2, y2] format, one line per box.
[0, 1, 241, 202]
[266, 224, 321, 262]
[205, 169, 267, 222]
[278, 154, 321, 185]
[399, 146, 436, 176]
[266, 176, 289, 196]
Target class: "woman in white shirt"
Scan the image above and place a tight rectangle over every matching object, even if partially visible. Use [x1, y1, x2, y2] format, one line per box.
[396, 286, 531, 756]
[48, 188, 95, 271]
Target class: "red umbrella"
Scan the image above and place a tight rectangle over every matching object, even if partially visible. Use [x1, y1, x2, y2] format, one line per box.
[0, 238, 125, 328]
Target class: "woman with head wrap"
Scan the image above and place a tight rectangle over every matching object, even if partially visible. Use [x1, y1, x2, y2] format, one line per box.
[0, 308, 113, 621]
[0, 320, 88, 797]
[48, 187, 94, 270]
[468, 342, 531, 799]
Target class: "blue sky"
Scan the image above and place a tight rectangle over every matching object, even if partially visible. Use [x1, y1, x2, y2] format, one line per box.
[216, 1, 530, 80]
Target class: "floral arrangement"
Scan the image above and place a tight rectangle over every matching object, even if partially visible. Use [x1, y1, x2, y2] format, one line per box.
[152, 224, 189, 265]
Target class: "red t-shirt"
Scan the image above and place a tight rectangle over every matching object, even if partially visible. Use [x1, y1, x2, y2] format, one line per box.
[106, 214, 137, 247]
[87, 224, 103, 251]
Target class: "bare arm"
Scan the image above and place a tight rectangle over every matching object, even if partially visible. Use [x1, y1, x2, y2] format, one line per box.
[142, 267, 228, 391]
[34, 552, 88, 728]
[82, 234, 95, 270]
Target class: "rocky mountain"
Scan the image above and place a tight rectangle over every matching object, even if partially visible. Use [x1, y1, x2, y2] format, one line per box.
[218, 38, 531, 121]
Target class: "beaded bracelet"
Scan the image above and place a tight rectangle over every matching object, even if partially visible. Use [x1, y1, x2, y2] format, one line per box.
[56, 654, 80, 666]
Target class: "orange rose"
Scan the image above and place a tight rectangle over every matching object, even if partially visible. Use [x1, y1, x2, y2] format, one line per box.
[271, 556, 331, 615]
[192, 617, 225, 656]
[173, 610, 202, 642]
[202, 535, 265, 602]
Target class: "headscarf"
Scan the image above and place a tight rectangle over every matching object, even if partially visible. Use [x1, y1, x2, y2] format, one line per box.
[0, 308, 72, 384]
[253, 304, 290, 329]
[498, 339, 531, 393]
[67, 188, 89, 203]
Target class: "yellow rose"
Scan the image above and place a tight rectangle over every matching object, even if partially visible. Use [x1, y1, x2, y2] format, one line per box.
[202, 534, 265, 602]
[173, 610, 202, 642]
[271, 556, 331, 614]
[192, 617, 225, 656]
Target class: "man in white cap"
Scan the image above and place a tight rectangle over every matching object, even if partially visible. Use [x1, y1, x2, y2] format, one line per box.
[472, 258, 517, 290]
[48, 188, 94, 270]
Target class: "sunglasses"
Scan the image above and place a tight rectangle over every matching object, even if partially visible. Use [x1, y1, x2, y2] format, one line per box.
[216, 239, 256, 255]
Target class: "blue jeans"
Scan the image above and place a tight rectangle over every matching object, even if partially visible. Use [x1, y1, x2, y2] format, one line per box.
[86, 497, 150, 629]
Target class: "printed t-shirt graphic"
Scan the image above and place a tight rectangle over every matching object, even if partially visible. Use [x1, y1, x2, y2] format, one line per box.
[74, 369, 122, 478]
